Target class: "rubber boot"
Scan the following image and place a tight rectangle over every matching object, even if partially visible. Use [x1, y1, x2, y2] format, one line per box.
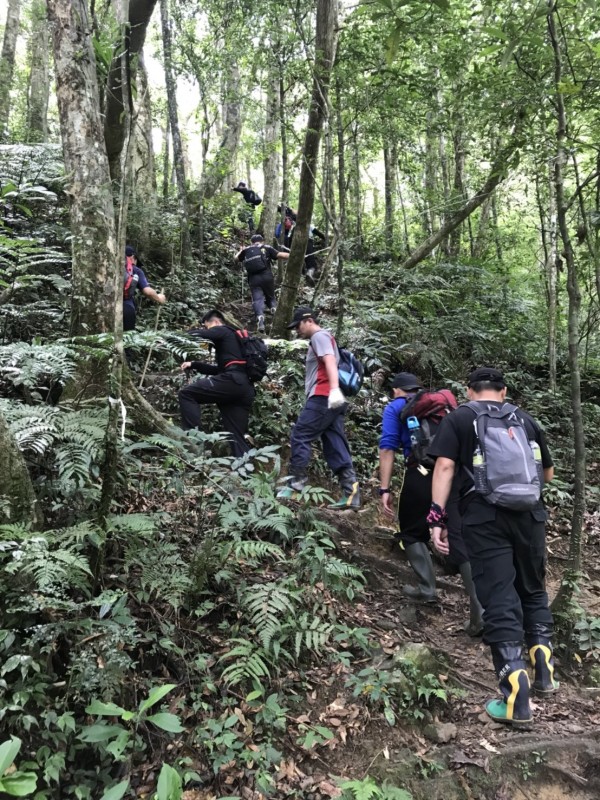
[459, 561, 484, 637]
[525, 629, 559, 695]
[403, 542, 437, 603]
[328, 466, 361, 511]
[276, 474, 307, 500]
[257, 315, 265, 333]
[486, 642, 532, 726]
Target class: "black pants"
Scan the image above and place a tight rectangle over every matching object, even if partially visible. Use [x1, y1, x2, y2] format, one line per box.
[178, 370, 255, 457]
[249, 273, 276, 318]
[123, 303, 136, 331]
[461, 499, 553, 645]
[397, 465, 468, 565]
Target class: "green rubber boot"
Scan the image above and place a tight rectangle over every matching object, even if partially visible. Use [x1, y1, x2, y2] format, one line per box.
[486, 643, 532, 727]
[403, 541, 437, 603]
[328, 467, 361, 511]
[276, 475, 307, 500]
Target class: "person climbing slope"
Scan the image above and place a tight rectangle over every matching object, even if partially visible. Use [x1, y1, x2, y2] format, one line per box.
[235, 234, 289, 332]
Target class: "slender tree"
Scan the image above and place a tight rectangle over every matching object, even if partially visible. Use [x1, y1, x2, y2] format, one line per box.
[271, 0, 339, 337]
[0, 0, 21, 139]
[26, 0, 50, 142]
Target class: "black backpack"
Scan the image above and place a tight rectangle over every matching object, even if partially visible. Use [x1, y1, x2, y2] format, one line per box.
[235, 329, 268, 382]
[247, 190, 262, 207]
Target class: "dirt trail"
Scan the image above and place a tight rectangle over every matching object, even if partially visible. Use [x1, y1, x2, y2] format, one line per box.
[314, 504, 600, 799]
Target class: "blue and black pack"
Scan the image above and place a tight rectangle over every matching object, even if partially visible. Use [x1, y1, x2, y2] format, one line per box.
[338, 347, 365, 396]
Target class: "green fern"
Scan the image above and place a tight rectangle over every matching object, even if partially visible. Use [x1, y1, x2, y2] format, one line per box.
[292, 612, 334, 660]
[243, 583, 299, 652]
[219, 638, 272, 688]
[229, 540, 285, 564]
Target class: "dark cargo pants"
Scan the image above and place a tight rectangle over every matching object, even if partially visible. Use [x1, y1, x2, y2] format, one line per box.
[289, 395, 353, 478]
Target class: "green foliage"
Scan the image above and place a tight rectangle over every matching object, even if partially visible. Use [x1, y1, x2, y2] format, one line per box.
[339, 776, 412, 800]
[0, 736, 38, 797]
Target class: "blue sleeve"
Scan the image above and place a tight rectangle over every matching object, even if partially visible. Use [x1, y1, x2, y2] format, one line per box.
[379, 398, 412, 457]
[135, 267, 149, 292]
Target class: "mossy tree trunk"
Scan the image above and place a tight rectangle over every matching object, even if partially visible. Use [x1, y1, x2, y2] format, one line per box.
[26, 0, 49, 142]
[0, 0, 21, 140]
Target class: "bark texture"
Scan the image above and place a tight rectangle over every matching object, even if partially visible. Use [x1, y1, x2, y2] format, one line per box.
[0, 410, 42, 527]
[0, 0, 21, 139]
[47, 0, 119, 339]
[104, 0, 158, 181]
[26, 0, 49, 141]
[259, 71, 280, 241]
[271, 0, 339, 338]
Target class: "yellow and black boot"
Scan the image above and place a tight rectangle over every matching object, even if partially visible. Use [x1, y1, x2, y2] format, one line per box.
[486, 643, 533, 727]
[329, 467, 361, 511]
[526, 631, 559, 695]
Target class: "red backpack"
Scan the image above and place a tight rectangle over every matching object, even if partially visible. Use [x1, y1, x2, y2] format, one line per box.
[400, 389, 458, 468]
[123, 255, 135, 299]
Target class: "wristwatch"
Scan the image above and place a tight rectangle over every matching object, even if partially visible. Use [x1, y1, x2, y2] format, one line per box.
[378, 488, 391, 496]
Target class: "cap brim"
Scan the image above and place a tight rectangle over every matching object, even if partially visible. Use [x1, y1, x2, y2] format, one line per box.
[286, 321, 300, 329]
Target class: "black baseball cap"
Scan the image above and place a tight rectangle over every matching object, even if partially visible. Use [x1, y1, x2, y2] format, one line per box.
[391, 372, 423, 391]
[286, 306, 318, 329]
[125, 245, 136, 257]
[467, 367, 506, 387]
[251, 234, 264, 243]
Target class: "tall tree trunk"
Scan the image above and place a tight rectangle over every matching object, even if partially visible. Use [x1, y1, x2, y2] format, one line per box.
[0, 411, 43, 527]
[542, 158, 558, 392]
[383, 142, 396, 257]
[448, 120, 465, 258]
[104, 0, 158, 182]
[132, 50, 157, 216]
[424, 114, 439, 236]
[273, 0, 338, 338]
[260, 71, 280, 242]
[47, 0, 119, 345]
[271, 0, 339, 338]
[277, 62, 289, 249]
[159, 0, 191, 259]
[162, 111, 170, 200]
[548, 4, 586, 617]
[201, 62, 243, 200]
[352, 124, 363, 257]
[398, 115, 525, 271]
[0, 0, 21, 140]
[26, 0, 49, 142]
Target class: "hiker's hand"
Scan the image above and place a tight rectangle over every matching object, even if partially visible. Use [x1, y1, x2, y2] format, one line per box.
[380, 492, 394, 519]
[328, 387, 346, 409]
[181, 361, 192, 371]
[156, 292, 166, 304]
[431, 525, 449, 556]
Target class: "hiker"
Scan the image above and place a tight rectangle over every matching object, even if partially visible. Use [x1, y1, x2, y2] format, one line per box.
[178, 309, 255, 458]
[288, 223, 325, 282]
[232, 181, 262, 231]
[235, 233, 289, 332]
[277, 307, 361, 510]
[276, 204, 297, 247]
[428, 367, 557, 727]
[378, 372, 483, 635]
[123, 246, 166, 332]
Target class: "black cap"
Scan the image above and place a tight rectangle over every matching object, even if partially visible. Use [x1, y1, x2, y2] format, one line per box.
[251, 234, 264, 243]
[467, 367, 506, 387]
[391, 372, 423, 391]
[125, 245, 136, 257]
[237, 181, 246, 187]
[286, 306, 317, 329]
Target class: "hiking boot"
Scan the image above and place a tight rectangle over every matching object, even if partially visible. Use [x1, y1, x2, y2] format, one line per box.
[403, 541, 437, 603]
[526, 630, 559, 695]
[459, 561, 484, 637]
[257, 315, 265, 333]
[269, 305, 277, 315]
[329, 466, 361, 511]
[487, 643, 532, 727]
[276, 475, 307, 500]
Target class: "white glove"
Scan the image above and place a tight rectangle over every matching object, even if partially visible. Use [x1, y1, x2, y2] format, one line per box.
[328, 387, 346, 409]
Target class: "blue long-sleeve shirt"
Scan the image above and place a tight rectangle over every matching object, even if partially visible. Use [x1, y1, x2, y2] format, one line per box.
[379, 396, 412, 458]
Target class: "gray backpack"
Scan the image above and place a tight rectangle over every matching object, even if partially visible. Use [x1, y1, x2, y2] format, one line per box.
[465, 402, 542, 511]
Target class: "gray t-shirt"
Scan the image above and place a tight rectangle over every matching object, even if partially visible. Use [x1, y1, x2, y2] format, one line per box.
[305, 328, 340, 397]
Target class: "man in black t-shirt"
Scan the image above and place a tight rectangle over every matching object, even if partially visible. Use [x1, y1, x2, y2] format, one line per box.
[232, 182, 261, 231]
[236, 234, 289, 332]
[178, 310, 255, 457]
[428, 367, 558, 727]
